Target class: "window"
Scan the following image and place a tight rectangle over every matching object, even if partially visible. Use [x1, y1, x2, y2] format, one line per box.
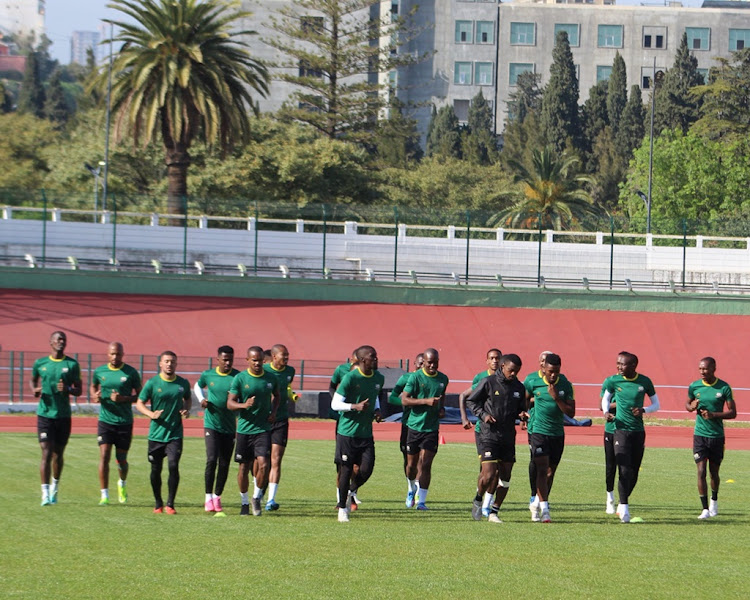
[476, 21, 494, 44]
[388, 70, 398, 89]
[510, 22, 535, 46]
[391, 0, 398, 16]
[454, 99, 470, 122]
[597, 25, 623, 48]
[596, 65, 613, 82]
[475, 62, 493, 86]
[641, 67, 665, 89]
[729, 29, 750, 51]
[454, 62, 472, 85]
[455, 21, 473, 44]
[643, 26, 666, 49]
[509, 63, 534, 85]
[686, 27, 709, 51]
[554, 23, 579, 47]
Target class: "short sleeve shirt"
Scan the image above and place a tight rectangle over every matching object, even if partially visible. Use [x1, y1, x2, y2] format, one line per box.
[688, 378, 734, 438]
[92, 363, 142, 425]
[33, 355, 81, 419]
[138, 374, 191, 442]
[263, 363, 296, 421]
[336, 368, 385, 438]
[229, 370, 279, 435]
[523, 372, 573, 437]
[197, 367, 240, 435]
[603, 373, 656, 432]
[403, 369, 449, 433]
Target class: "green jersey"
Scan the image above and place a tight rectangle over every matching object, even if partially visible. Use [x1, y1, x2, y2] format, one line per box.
[403, 368, 449, 433]
[32, 355, 81, 419]
[471, 370, 494, 433]
[603, 373, 656, 432]
[92, 363, 142, 426]
[523, 371, 573, 437]
[263, 363, 296, 421]
[230, 370, 279, 435]
[336, 367, 385, 439]
[688, 378, 734, 438]
[600, 380, 616, 434]
[138, 374, 191, 442]
[197, 367, 240, 435]
[388, 372, 412, 423]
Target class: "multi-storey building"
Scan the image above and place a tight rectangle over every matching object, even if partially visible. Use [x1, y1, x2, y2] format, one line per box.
[70, 30, 100, 66]
[0, 0, 45, 42]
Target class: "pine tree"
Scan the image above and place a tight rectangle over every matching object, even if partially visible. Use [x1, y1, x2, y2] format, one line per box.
[463, 91, 498, 165]
[373, 97, 423, 166]
[581, 80, 609, 171]
[0, 82, 12, 114]
[653, 32, 704, 134]
[506, 71, 542, 124]
[607, 52, 627, 138]
[540, 31, 580, 153]
[616, 85, 646, 160]
[44, 70, 70, 126]
[17, 51, 46, 118]
[425, 105, 461, 159]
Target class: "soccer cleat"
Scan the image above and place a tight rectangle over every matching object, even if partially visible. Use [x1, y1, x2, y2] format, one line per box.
[416, 503, 429, 511]
[41, 497, 51, 507]
[471, 499, 482, 521]
[99, 497, 109, 506]
[482, 507, 491, 518]
[205, 499, 215, 512]
[251, 497, 262, 516]
[530, 500, 541, 522]
[153, 506, 163, 514]
[240, 504, 250, 516]
[213, 497, 223, 513]
[49, 490, 58, 505]
[606, 498, 616, 515]
[351, 493, 362, 506]
[337, 507, 350, 522]
[709, 499, 718, 517]
[265, 500, 280, 511]
[619, 508, 630, 524]
[406, 491, 416, 509]
[347, 491, 358, 512]
[117, 481, 127, 504]
[540, 509, 551, 523]
[487, 513, 503, 524]
[165, 506, 177, 515]
[698, 509, 711, 520]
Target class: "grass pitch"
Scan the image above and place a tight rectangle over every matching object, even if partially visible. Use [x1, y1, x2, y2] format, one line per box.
[2, 432, 748, 599]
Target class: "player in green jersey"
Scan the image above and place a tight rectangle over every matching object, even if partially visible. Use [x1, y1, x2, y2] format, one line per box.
[524, 353, 575, 523]
[263, 344, 297, 511]
[194, 345, 240, 514]
[331, 345, 384, 522]
[458, 348, 502, 519]
[388, 353, 424, 486]
[402, 348, 448, 511]
[227, 346, 280, 516]
[526, 350, 553, 520]
[91, 342, 142, 506]
[329, 350, 361, 510]
[31, 331, 82, 506]
[601, 351, 659, 523]
[686, 357, 736, 519]
[136, 351, 192, 514]
[601, 351, 626, 515]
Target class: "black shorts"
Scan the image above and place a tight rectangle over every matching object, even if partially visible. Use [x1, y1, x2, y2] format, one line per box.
[235, 432, 271, 463]
[148, 439, 182, 464]
[405, 428, 439, 455]
[97, 421, 133, 451]
[335, 434, 375, 467]
[693, 435, 725, 464]
[400, 423, 409, 454]
[478, 438, 516, 464]
[37, 416, 71, 447]
[475, 429, 482, 457]
[271, 419, 289, 447]
[529, 433, 565, 467]
[613, 429, 646, 459]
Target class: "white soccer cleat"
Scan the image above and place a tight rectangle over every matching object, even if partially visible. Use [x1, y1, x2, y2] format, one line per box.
[540, 509, 551, 523]
[618, 505, 630, 523]
[529, 499, 541, 522]
[337, 507, 350, 522]
[708, 499, 718, 517]
[487, 513, 502, 523]
[698, 509, 711, 520]
[606, 498, 616, 515]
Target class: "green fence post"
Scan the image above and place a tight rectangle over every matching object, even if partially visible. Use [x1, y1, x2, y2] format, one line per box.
[537, 212, 543, 287]
[299, 359, 304, 391]
[253, 199, 259, 275]
[609, 216, 614, 290]
[86, 353, 92, 403]
[41, 190, 47, 267]
[682, 218, 687, 289]
[19, 352, 24, 402]
[393, 206, 399, 282]
[465, 210, 471, 284]
[182, 195, 188, 274]
[9, 351, 14, 404]
[111, 193, 117, 265]
[139, 354, 144, 382]
[322, 203, 328, 274]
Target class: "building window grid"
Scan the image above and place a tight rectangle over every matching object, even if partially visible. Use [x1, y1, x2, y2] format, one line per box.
[509, 63, 534, 86]
[686, 27, 710, 51]
[510, 22, 535, 46]
[475, 62, 493, 86]
[597, 25, 623, 48]
[476, 21, 494, 45]
[455, 21, 473, 44]
[596, 65, 613, 83]
[554, 23, 579, 47]
[729, 29, 750, 51]
[455, 61, 472, 85]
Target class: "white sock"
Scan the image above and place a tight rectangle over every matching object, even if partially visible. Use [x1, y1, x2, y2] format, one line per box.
[530, 494, 538, 505]
[417, 487, 428, 504]
[101, 489, 109, 499]
[240, 491, 249, 505]
[336, 488, 340, 503]
[607, 491, 615, 502]
[205, 493, 213, 503]
[482, 492, 494, 510]
[41, 484, 50, 498]
[408, 478, 417, 493]
[540, 501, 549, 511]
[268, 483, 278, 502]
[252, 482, 263, 499]
[212, 493, 219, 500]
[51, 478, 59, 493]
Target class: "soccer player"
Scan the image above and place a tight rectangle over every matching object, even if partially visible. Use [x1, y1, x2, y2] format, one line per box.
[601, 351, 659, 523]
[329, 349, 360, 509]
[31, 331, 82, 506]
[91, 342, 142, 505]
[465, 354, 526, 523]
[526, 350, 554, 518]
[524, 353, 575, 523]
[387, 353, 424, 484]
[135, 351, 191, 514]
[227, 346, 280, 516]
[601, 352, 627, 515]
[194, 345, 240, 514]
[686, 357, 736, 519]
[458, 348, 502, 518]
[401, 348, 449, 510]
[263, 343, 296, 511]
[330, 345, 384, 523]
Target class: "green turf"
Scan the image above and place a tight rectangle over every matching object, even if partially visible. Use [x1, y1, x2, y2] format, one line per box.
[2, 433, 748, 599]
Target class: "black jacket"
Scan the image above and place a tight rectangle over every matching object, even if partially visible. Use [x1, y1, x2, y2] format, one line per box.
[465, 371, 526, 441]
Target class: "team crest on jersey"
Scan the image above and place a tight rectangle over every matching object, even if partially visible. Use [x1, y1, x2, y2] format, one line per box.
[716, 393, 722, 398]
[210, 382, 215, 387]
[157, 388, 162, 393]
[513, 392, 520, 398]
[267, 383, 273, 389]
[41, 367, 46, 371]
[244, 384, 250, 389]
[120, 376, 127, 382]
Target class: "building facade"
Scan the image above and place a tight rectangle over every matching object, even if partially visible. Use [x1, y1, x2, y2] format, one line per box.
[0, 0, 45, 41]
[70, 30, 100, 65]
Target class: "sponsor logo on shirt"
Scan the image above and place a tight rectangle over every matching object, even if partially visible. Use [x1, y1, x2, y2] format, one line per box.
[638, 386, 644, 392]
[62, 368, 69, 373]
[513, 392, 520, 398]
[716, 393, 722, 398]
[121, 376, 127, 382]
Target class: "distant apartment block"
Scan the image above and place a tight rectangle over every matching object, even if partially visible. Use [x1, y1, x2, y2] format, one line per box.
[0, 0, 45, 42]
[70, 30, 101, 65]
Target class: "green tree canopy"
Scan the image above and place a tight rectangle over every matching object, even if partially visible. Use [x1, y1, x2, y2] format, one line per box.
[425, 104, 461, 160]
[607, 52, 627, 138]
[540, 31, 580, 153]
[17, 51, 46, 118]
[615, 85, 646, 160]
[463, 90, 498, 166]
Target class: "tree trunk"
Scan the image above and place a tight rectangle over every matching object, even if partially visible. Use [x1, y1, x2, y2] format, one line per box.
[165, 144, 190, 227]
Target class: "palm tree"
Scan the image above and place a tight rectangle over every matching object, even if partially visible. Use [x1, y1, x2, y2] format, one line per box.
[99, 0, 269, 219]
[490, 147, 599, 230]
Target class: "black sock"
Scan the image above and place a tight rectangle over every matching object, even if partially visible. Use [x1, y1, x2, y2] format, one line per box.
[474, 492, 482, 503]
[711, 490, 718, 501]
[700, 495, 708, 510]
[490, 504, 499, 515]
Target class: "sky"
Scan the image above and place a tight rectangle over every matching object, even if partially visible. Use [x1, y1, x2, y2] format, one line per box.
[44, 0, 706, 64]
